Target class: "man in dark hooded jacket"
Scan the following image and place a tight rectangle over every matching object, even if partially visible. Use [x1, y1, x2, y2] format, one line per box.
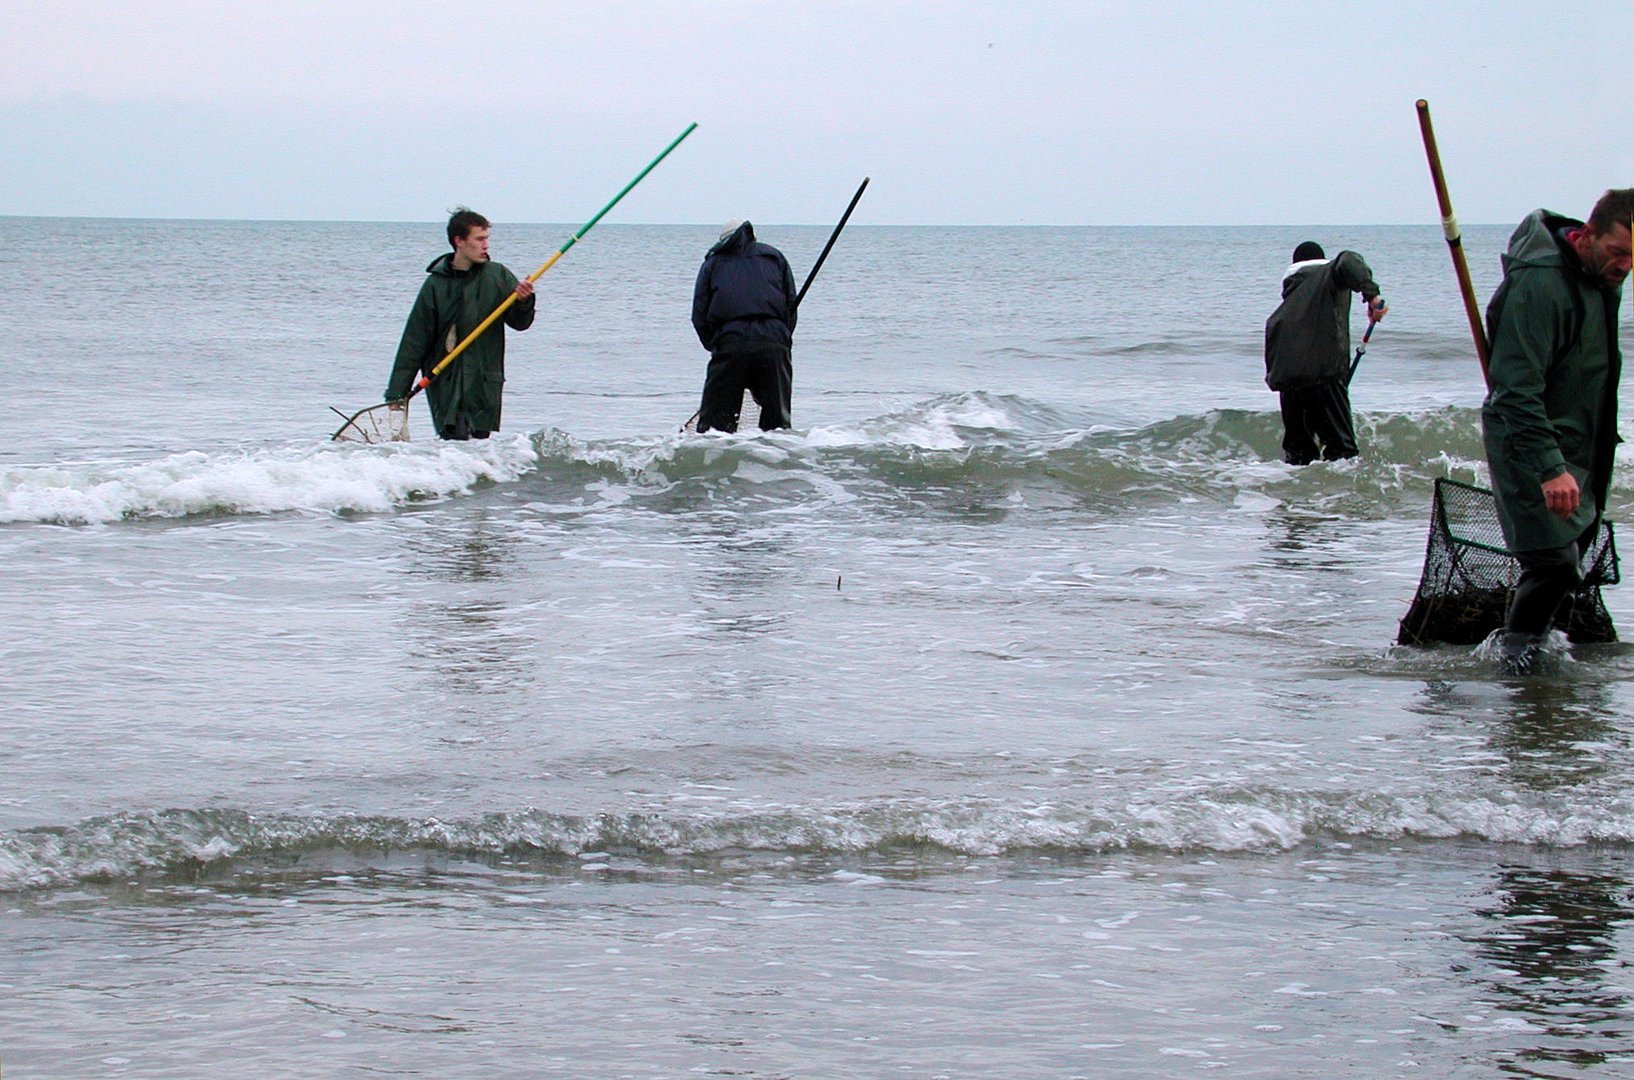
[386, 208, 535, 440]
[1264, 241, 1387, 464]
[691, 220, 798, 433]
[1482, 188, 1632, 672]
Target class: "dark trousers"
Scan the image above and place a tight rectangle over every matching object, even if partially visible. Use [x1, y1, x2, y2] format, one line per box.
[438, 413, 491, 441]
[1279, 380, 1357, 465]
[1507, 537, 1588, 636]
[697, 342, 793, 434]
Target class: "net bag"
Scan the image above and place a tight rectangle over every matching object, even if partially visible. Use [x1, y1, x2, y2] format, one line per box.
[1397, 478, 1619, 645]
[680, 390, 756, 435]
[331, 401, 411, 444]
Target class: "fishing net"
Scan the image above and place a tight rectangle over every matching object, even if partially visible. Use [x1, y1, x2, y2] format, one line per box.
[680, 390, 755, 435]
[1397, 478, 1619, 645]
[331, 402, 411, 444]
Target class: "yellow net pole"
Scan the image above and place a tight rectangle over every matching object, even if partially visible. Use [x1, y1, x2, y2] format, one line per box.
[408, 122, 699, 398]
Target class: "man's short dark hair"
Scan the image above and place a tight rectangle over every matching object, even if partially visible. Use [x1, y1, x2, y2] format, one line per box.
[1586, 189, 1634, 234]
[447, 207, 490, 248]
[1292, 241, 1325, 262]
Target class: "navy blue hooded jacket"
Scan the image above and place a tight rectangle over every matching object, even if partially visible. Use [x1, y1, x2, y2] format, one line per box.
[691, 221, 797, 352]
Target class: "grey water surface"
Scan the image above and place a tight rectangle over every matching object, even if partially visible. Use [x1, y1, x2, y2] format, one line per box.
[2, 217, 1632, 1078]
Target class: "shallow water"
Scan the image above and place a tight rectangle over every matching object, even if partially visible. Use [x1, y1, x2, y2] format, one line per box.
[1, 218, 1632, 1077]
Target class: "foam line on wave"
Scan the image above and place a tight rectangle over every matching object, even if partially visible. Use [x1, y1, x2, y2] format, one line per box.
[0, 437, 541, 524]
[4, 792, 1631, 891]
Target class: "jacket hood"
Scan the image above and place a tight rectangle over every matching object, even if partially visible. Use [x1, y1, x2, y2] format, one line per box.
[1502, 209, 1583, 274]
[1281, 257, 1328, 284]
[1279, 258, 1328, 300]
[708, 220, 756, 257]
[424, 252, 487, 275]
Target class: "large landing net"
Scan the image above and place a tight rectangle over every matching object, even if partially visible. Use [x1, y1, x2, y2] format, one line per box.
[1397, 478, 1619, 645]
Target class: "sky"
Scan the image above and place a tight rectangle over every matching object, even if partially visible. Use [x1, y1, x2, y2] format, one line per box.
[2, 0, 1629, 226]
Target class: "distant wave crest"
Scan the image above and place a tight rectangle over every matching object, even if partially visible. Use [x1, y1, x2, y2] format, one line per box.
[5, 791, 1632, 891]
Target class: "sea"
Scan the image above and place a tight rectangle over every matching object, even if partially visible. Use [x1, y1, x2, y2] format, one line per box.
[2, 215, 1632, 1079]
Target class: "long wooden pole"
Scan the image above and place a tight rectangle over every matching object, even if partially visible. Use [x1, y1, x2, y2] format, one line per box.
[1415, 99, 1490, 385]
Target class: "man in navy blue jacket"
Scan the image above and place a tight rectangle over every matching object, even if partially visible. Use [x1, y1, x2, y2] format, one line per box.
[691, 220, 798, 433]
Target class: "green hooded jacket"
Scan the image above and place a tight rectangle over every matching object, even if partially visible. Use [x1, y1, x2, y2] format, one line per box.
[385, 253, 536, 434]
[1264, 250, 1381, 391]
[1481, 210, 1624, 552]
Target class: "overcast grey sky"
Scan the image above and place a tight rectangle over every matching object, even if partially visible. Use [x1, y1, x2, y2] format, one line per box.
[3, 1, 1628, 226]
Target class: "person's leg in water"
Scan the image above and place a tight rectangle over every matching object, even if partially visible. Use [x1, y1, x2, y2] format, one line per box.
[1501, 541, 1583, 673]
[438, 414, 490, 441]
[1279, 389, 1318, 466]
[744, 343, 793, 431]
[1306, 379, 1358, 461]
[697, 350, 747, 434]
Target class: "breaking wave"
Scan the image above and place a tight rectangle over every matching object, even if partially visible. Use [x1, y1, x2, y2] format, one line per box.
[5, 788, 1633, 892]
[8, 391, 1617, 527]
[0, 438, 541, 525]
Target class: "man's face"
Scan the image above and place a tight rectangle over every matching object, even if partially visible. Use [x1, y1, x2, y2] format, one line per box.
[1578, 222, 1632, 287]
[453, 225, 491, 266]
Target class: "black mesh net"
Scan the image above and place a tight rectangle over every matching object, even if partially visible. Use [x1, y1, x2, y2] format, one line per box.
[1397, 478, 1619, 645]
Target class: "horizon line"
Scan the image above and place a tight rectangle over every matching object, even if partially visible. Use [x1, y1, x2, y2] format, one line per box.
[0, 213, 1507, 229]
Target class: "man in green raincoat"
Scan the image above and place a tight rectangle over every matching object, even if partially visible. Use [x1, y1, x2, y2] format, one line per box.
[386, 208, 536, 440]
[1482, 188, 1633, 671]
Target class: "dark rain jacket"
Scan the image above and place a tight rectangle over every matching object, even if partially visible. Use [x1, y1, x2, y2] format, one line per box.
[1264, 251, 1381, 391]
[1481, 209, 1624, 552]
[691, 222, 797, 353]
[385, 254, 535, 434]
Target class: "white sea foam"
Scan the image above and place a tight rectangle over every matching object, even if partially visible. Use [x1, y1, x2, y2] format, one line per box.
[0, 436, 540, 524]
[7, 789, 1634, 891]
[806, 392, 1026, 450]
[806, 415, 970, 451]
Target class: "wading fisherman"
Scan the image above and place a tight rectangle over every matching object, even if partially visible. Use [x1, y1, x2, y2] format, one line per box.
[1264, 241, 1388, 464]
[386, 208, 536, 440]
[1483, 188, 1633, 673]
[691, 220, 798, 433]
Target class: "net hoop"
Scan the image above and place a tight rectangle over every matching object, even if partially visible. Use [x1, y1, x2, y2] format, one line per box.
[331, 402, 411, 444]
